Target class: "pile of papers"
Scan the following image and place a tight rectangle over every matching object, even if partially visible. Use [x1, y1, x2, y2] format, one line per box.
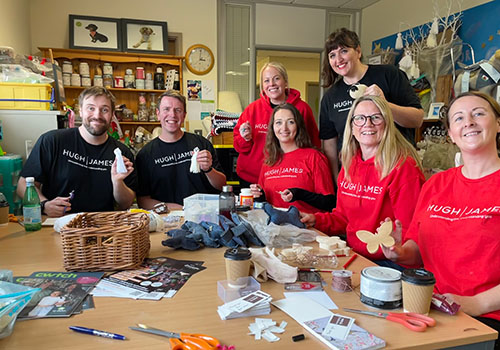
[92, 257, 206, 300]
[218, 290, 272, 320]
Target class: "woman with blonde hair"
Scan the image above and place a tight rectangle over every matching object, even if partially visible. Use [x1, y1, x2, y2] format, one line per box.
[233, 62, 320, 187]
[301, 95, 425, 269]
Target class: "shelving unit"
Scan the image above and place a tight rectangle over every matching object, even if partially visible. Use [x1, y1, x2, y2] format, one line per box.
[39, 47, 184, 135]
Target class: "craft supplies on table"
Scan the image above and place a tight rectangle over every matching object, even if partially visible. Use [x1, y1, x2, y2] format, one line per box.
[343, 308, 436, 332]
[218, 290, 272, 320]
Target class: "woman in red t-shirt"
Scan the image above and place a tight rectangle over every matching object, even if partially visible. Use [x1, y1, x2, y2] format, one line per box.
[250, 103, 335, 213]
[384, 91, 500, 344]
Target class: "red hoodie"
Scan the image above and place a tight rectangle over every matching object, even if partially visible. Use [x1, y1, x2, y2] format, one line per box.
[233, 88, 320, 183]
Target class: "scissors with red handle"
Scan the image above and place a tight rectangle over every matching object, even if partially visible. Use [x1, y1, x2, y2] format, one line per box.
[343, 308, 436, 332]
[130, 324, 220, 350]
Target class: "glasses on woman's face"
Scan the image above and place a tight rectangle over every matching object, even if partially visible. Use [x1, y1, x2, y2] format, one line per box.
[351, 113, 384, 127]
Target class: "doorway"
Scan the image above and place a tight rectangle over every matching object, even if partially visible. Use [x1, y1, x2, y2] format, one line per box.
[256, 49, 321, 123]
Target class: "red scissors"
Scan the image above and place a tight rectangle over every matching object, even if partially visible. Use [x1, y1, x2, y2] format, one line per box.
[343, 308, 436, 332]
[130, 324, 220, 350]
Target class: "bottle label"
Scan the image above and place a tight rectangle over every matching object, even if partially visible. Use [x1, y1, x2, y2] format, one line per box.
[23, 206, 42, 224]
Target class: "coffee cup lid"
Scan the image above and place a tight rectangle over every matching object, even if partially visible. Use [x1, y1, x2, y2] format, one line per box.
[401, 268, 435, 285]
[224, 247, 251, 261]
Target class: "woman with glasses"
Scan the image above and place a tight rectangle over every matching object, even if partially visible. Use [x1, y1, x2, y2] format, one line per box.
[383, 92, 500, 344]
[233, 62, 320, 188]
[319, 28, 423, 183]
[250, 103, 335, 213]
[301, 95, 425, 269]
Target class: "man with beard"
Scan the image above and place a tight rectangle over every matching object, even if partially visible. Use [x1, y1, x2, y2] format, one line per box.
[17, 87, 137, 217]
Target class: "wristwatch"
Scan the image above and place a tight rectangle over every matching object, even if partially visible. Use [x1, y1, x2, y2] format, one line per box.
[40, 200, 48, 214]
[201, 166, 213, 174]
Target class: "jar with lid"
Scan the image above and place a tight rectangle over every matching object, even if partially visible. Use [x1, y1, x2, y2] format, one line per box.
[219, 185, 236, 219]
[173, 71, 180, 91]
[124, 68, 135, 89]
[149, 93, 158, 121]
[239, 188, 254, 207]
[63, 73, 71, 86]
[79, 62, 90, 76]
[81, 75, 91, 87]
[137, 93, 149, 121]
[103, 74, 113, 88]
[135, 79, 145, 90]
[62, 61, 73, 74]
[136, 67, 145, 80]
[154, 67, 165, 90]
[94, 75, 103, 87]
[145, 73, 154, 90]
[103, 63, 113, 75]
[71, 73, 81, 87]
[114, 76, 124, 88]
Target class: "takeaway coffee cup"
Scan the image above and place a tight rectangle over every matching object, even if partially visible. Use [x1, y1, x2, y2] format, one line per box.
[224, 247, 252, 289]
[401, 268, 436, 315]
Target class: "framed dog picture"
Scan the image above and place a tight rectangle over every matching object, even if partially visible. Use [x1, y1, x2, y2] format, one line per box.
[121, 19, 168, 54]
[69, 15, 122, 51]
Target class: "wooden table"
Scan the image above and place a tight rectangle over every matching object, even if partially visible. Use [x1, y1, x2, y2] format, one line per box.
[0, 222, 497, 349]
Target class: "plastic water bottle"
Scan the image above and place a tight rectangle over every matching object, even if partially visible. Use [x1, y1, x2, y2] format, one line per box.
[219, 185, 236, 220]
[23, 177, 42, 231]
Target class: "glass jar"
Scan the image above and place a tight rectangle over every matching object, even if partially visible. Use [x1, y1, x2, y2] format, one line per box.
[114, 76, 124, 88]
[149, 93, 158, 121]
[124, 68, 135, 89]
[71, 73, 81, 86]
[135, 79, 145, 89]
[103, 74, 113, 88]
[154, 67, 165, 90]
[137, 93, 149, 121]
[62, 61, 73, 74]
[103, 63, 113, 75]
[219, 185, 236, 220]
[81, 75, 91, 87]
[136, 67, 145, 80]
[63, 73, 71, 86]
[79, 62, 90, 75]
[94, 75, 103, 87]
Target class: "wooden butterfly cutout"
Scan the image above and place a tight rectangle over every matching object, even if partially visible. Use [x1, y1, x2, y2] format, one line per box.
[356, 220, 395, 254]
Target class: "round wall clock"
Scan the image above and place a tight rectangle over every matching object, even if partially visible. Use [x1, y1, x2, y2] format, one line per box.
[185, 44, 214, 75]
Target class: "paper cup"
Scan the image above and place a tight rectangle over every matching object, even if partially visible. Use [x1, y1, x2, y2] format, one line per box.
[401, 269, 435, 315]
[224, 248, 251, 289]
[0, 205, 9, 226]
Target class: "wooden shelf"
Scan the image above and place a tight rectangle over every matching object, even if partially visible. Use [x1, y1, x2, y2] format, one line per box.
[40, 47, 184, 135]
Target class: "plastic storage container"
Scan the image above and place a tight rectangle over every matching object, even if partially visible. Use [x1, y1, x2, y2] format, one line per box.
[183, 193, 219, 224]
[0, 83, 52, 110]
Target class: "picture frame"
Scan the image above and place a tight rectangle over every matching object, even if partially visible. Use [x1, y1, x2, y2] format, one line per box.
[426, 102, 445, 120]
[69, 14, 122, 51]
[52, 64, 66, 107]
[121, 19, 168, 54]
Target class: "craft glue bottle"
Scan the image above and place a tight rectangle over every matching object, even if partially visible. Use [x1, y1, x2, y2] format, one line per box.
[219, 185, 236, 220]
[23, 177, 42, 231]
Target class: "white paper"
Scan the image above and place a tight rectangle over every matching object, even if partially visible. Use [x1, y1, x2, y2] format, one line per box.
[202, 80, 215, 100]
[42, 218, 58, 226]
[284, 291, 338, 310]
[321, 313, 355, 340]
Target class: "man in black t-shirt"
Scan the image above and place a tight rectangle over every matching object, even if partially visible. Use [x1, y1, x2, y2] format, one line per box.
[136, 90, 226, 210]
[18, 87, 137, 217]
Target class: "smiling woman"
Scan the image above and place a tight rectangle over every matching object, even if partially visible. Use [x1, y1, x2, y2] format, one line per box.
[233, 62, 320, 187]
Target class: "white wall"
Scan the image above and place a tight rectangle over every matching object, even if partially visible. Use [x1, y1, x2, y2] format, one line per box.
[0, 0, 31, 54]
[360, 0, 493, 57]
[28, 0, 217, 126]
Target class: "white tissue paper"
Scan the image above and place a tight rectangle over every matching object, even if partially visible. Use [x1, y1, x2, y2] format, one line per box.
[190, 147, 200, 173]
[114, 148, 127, 174]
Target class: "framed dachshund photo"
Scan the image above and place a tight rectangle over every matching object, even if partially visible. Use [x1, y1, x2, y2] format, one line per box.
[121, 19, 168, 54]
[69, 14, 122, 51]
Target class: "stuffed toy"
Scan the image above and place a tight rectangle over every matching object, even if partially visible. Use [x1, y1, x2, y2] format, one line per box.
[263, 203, 305, 228]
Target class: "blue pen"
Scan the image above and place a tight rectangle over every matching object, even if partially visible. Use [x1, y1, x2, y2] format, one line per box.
[69, 326, 126, 340]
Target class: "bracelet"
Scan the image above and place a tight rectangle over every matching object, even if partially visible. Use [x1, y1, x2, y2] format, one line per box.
[201, 166, 213, 174]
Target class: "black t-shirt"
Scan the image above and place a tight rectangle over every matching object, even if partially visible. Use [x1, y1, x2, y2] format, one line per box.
[20, 128, 138, 213]
[319, 64, 422, 150]
[136, 132, 223, 205]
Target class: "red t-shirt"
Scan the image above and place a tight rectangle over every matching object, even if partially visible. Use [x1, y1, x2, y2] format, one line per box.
[233, 88, 320, 184]
[258, 148, 334, 213]
[405, 166, 500, 321]
[315, 152, 425, 260]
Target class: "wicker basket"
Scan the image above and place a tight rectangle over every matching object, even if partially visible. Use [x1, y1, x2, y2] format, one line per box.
[60, 211, 150, 271]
